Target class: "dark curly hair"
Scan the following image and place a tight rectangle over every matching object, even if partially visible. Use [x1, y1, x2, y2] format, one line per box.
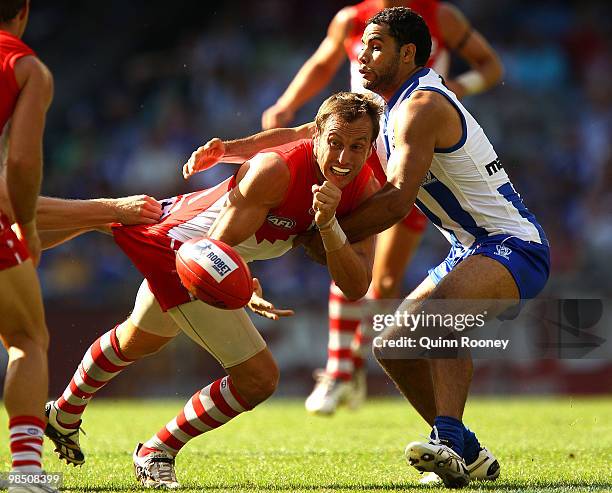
[368, 7, 432, 66]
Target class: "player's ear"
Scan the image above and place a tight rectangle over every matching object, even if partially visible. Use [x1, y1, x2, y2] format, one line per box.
[400, 43, 416, 64]
[366, 144, 373, 159]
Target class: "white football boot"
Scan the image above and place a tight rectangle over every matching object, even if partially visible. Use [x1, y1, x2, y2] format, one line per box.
[420, 446, 500, 484]
[305, 372, 352, 415]
[133, 443, 180, 489]
[405, 429, 470, 488]
[44, 401, 85, 466]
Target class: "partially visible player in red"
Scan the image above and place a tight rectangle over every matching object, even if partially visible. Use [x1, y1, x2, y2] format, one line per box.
[261, 0, 504, 415]
[0, 1, 56, 490]
[41, 93, 381, 489]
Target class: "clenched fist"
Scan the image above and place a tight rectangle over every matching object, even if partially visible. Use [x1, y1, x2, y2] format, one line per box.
[312, 180, 341, 228]
[113, 195, 162, 225]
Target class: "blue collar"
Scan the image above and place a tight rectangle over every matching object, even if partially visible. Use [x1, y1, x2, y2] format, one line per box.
[385, 67, 430, 114]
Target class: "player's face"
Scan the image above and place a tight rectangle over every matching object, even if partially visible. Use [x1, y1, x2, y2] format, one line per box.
[313, 115, 373, 189]
[358, 23, 402, 97]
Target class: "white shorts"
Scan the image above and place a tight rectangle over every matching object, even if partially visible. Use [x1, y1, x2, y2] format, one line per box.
[129, 280, 266, 368]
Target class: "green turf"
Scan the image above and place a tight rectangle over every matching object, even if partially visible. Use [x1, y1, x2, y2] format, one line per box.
[1, 397, 610, 492]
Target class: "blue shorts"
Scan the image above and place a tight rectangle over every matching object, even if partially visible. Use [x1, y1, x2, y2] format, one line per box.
[428, 235, 550, 300]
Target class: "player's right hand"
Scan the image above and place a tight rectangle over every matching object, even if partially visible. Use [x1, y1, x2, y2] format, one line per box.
[248, 278, 295, 320]
[15, 221, 41, 267]
[261, 103, 295, 130]
[113, 195, 162, 225]
[183, 138, 225, 179]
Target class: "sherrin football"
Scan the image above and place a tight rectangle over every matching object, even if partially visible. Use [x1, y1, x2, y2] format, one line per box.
[176, 237, 253, 310]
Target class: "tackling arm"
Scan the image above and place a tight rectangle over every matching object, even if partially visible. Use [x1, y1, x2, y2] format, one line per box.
[439, 2, 504, 98]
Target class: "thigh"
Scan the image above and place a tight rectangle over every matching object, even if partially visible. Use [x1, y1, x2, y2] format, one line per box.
[427, 254, 520, 319]
[407, 276, 437, 301]
[168, 301, 267, 368]
[129, 280, 181, 337]
[0, 260, 46, 344]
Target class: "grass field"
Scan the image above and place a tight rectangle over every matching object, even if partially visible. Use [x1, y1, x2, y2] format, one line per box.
[1, 397, 610, 492]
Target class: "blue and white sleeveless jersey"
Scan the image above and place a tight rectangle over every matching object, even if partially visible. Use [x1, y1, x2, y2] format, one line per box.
[375, 67, 548, 250]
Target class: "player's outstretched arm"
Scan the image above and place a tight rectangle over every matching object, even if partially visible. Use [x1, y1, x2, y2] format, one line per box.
[0, 180, 161, 229]
[261, 7, 354, 129]
[312, 178, 377, 300]
[183, 124, 315, 179]
[35, 195, 161, 230]
[439, 2, 504, 98]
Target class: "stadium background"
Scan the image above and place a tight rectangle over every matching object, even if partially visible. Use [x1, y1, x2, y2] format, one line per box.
[3, 0, 610, 399]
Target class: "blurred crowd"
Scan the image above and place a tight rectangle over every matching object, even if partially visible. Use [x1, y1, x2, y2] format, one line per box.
[17, 0, 611, 394]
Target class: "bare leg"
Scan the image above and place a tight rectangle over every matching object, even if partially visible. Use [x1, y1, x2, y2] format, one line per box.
[371, 222, 423, 298]
[0, 260, 48, 419]
[426, 255, 518, 419]
[375, 276, 437, 424]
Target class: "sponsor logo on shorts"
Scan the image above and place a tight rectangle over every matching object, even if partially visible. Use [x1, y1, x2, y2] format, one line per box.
[495, 244, 512, 260]
[267, 214, 296, 229]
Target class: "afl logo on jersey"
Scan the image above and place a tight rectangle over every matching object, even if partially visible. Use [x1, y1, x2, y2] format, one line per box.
[267, 214, 296, 229]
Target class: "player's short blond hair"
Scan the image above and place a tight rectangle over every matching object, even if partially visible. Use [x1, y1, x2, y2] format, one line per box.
[315, 92, 382, 144]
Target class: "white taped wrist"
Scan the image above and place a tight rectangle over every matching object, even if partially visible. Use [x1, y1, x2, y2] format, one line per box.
[319, 216, 347, 253]
[455, 70, 486, 96]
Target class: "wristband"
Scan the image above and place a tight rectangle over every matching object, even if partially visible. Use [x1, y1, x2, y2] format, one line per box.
[319, 216, 347, 253]
[455, 70, 486, 96]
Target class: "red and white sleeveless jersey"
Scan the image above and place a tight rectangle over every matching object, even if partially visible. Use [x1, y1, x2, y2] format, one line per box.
[112, 139, 374, 310]
[344, 0, 449, 93]
[0, 30, 34, 132]
[134, 139, 373, 264]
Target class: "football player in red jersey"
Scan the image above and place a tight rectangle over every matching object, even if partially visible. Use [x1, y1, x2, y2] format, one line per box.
[40, 93, 382, 489]
[0, 1, 57, 489]
[261, 0, 504, 417]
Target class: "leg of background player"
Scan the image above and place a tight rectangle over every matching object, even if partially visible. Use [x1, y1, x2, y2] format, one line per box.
[349, 219, 425, 409]
[0, 260, 49, 474]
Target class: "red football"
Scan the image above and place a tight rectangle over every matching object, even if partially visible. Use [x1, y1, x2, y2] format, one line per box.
[176, 237, 253, 310]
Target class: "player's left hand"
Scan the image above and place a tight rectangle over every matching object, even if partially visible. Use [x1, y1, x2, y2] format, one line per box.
[312, 181, 341, 228]
[247, 278, 295, 320]
[113, 195, 162, 225]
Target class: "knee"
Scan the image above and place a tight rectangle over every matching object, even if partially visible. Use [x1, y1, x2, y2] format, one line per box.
[372, 273, 401, 299]
[116, 321, 171, 359]
[2, 325, 49, 354]
[232, 360, 279, 407]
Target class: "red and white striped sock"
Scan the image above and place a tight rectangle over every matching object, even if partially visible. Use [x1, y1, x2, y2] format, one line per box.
[326, 282, 362, 381]
[55, 325, 134, 428]
[9, 416, 44, 473]
[141, 376, 251, 457]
